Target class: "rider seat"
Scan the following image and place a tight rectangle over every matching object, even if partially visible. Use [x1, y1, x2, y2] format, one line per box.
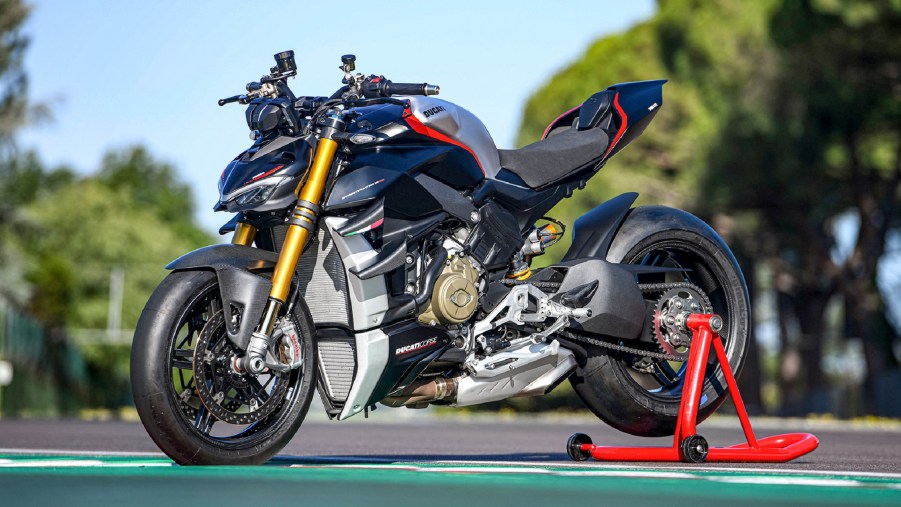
[497, 127, 609, 188]
[498, 90, 616, 189]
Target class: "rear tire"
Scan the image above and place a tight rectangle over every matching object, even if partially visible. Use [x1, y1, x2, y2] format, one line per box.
[569, 206, 750, 437]
[131, 270, 317, 465]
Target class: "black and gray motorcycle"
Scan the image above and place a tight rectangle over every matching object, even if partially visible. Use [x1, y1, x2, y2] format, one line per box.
[131, 52, 750, 465]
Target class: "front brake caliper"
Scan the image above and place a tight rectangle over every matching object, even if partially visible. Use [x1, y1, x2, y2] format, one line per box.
[267, 319, 304, 371]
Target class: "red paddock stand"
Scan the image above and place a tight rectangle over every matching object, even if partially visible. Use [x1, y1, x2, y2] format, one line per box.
[567, 314, 819, 463]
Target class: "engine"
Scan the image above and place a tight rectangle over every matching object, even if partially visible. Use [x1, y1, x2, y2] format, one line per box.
[418, 255, 480, 326]
[384, 229, 591, 409]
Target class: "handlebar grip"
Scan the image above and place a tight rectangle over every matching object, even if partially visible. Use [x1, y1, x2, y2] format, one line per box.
[218, 95, 242, 106]
[384, 82, 439, 96]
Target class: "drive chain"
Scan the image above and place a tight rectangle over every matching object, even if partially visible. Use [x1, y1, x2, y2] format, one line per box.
[563, 282, 709, 361]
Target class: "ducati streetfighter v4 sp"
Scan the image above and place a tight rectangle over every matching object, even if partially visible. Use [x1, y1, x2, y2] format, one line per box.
[131, 52, 750, 465]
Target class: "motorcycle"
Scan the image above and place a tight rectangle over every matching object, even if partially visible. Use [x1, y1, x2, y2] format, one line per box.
[131, 51, 750, 465]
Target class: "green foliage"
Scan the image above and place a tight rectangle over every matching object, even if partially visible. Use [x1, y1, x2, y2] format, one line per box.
[96, 146, 208, 244]
[23, 252, 75, 326]
[518, 0, 901, 413]
[517, 20, 713, 265]
[0, 146, 214, 412]
[19, 151, 213, 330]
[0, 0, 30, 150]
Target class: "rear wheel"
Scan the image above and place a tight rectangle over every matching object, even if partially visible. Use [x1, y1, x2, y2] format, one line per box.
[569, 206, 750, 437]
[131, 270, 317, 465]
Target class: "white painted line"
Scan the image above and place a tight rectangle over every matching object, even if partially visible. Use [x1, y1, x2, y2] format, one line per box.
[0, 459, 105, 467]
[0, 458, 173, 468]
[281, 456, 901, 481]
[0, 449, 166, 458]
[290, 463, 702, 480]
[708, 476, 863, 488]
[287, 462, 901, 488]
[427, 459, 901, 480]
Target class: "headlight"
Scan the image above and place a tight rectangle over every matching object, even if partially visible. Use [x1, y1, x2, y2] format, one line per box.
[234, 185, 276, 207]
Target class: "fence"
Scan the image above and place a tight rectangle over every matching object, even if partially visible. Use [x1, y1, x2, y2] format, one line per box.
[0, 301, 88, 416]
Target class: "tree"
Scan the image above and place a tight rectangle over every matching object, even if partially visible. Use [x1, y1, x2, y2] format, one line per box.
[666, 0, 901, 414]
[0, 0, 30, 153]
[517, 0, 901, 415]
[97, 146, 210, 245]
[16, 151, 213, 409]
[22, 161, 212, 330]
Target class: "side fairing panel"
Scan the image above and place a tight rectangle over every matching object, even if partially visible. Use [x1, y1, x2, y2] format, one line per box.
[322, 217, 390, 330]
[407, 97, 502, 178]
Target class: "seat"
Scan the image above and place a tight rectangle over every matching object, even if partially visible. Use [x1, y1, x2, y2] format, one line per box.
[497, 128, 609, 188]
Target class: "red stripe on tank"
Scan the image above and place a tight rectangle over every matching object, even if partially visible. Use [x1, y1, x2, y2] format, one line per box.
[403, 113, 485, 175]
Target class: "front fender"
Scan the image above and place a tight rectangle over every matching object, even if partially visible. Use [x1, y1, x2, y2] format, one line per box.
[167, 244, 278, 349]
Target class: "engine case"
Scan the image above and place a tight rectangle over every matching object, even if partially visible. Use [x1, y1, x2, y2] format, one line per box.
[419, 256, 480, 325]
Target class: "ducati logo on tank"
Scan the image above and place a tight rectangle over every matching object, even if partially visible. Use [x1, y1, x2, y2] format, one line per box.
[422, 106, 446, 118]
[395, 337, 438, 356]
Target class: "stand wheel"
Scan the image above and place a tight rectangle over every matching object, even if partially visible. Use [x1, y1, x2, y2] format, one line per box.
[567, 433, 593, 461]
[680, 434, 709, 463]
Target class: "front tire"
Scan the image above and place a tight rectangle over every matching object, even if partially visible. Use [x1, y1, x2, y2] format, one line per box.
[569, 206, 750, 437]
[130, 270, 317, 465]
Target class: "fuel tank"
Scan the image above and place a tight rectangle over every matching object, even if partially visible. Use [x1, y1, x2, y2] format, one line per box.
[404, 97, 501, 178]
[327, 97, 501, 211]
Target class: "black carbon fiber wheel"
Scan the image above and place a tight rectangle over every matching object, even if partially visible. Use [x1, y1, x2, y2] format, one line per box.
[570, 206, 750, 437]
[131, 270, 318, 465]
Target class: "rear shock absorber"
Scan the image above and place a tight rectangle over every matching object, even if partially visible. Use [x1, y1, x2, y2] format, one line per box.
[506, 218, 566, 280]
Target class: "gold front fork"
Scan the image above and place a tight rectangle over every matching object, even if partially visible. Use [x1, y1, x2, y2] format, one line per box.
[269, 137, 338, 304]
[241, 117, 344, 375]
[259, 135, 339, 337]
[232, 222, 256, 246]
[242, 133, 340, 373]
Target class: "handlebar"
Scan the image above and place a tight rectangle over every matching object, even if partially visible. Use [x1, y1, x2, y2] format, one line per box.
[218, 54, 441, 121]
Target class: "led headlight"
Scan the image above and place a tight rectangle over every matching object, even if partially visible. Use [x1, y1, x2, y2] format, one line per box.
[233, 184, 276, 207]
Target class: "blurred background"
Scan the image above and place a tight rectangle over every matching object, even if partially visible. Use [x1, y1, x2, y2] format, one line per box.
[0, 0, 898, 419]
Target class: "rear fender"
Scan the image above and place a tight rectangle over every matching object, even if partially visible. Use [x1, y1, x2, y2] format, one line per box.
[166, 244, 277, 350]
[562, 192, 638, 261]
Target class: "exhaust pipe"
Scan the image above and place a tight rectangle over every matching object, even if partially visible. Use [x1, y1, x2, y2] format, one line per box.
[381, 377, 457, 407]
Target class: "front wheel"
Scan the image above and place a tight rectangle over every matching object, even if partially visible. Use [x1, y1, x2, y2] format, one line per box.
[569, 206, 750, 437]
[130, 270, 317, 465]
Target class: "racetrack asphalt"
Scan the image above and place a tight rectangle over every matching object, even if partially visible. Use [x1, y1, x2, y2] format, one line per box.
[0, 415, 899, 506]
[0, 415, 899, 473]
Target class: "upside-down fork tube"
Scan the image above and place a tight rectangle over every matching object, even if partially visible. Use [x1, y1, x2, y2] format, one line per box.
[242, 118, 343, 374]
[231, 222, 257, 246]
